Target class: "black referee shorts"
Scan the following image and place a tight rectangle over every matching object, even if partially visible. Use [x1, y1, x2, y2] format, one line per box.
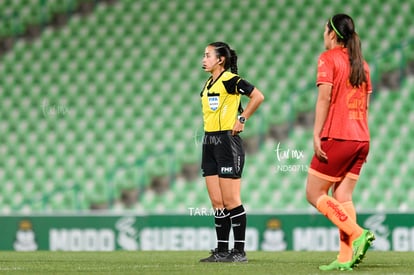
[201, 130, 245, 178]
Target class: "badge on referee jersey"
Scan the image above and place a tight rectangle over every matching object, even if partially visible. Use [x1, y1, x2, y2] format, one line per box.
[208, 96, 219, 111]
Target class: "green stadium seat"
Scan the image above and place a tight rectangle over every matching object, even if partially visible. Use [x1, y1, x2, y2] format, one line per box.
[1, 0, 413, 213]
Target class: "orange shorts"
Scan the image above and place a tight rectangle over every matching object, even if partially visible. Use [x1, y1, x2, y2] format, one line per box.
[309, 139, 369, 182]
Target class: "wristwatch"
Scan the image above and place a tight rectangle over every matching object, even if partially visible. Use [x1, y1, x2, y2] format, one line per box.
[238, 116, 246, 124]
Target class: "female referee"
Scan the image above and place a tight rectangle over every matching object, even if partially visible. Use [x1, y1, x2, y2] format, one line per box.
[199, 42, 264, 263]
[306, 14, 375, 271]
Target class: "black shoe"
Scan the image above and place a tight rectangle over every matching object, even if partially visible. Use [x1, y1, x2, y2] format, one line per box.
[199, 248, 230, 262]
[220, 248, 248, 263]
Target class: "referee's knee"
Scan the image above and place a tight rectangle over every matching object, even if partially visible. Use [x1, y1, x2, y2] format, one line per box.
[210, 200, 225, 210]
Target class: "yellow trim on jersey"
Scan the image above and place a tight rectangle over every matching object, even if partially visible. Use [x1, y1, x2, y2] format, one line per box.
[201, 71, 241, 132]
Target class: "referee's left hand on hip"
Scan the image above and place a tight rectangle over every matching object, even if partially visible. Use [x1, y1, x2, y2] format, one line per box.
[232, 122, 244, 136]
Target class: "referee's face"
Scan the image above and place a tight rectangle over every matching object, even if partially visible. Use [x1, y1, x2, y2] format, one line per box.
[202, 46, 222, 73]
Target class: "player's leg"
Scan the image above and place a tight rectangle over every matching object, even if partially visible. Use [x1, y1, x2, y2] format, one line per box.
[306, 173, 356, 270]
[305, 172, 334, 207]
[309, 140, 374, 269]
[332, 177, 357, 263]
[307, 139, 363, 239]
[333, 141, 374, 267]
[332, 176, 357, 202]
[306, 173, 361, 239]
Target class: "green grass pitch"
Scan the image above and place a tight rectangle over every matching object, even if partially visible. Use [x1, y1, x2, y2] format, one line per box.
[1, 251, 413, 274]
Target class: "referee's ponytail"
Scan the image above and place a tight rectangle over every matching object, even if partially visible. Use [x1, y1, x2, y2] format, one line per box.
[209, 41, 238, 74]
[209, 42, 242, 114]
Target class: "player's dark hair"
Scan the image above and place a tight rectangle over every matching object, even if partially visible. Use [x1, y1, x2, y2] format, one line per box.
[209, 41, 238, 74]
[328, 14, 367, 87]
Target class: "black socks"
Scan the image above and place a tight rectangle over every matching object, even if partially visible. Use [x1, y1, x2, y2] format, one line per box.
[229, 205, 246, 252]
[214, 208, 231, 252]
[214, 205, 247, 252]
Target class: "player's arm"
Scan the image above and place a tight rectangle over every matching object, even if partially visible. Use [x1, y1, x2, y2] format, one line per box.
[313, 84, 331, 162]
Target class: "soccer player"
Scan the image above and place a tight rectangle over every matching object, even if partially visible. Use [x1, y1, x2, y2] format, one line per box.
[199, 42, 264, 262]
[305, 14, 375, 271]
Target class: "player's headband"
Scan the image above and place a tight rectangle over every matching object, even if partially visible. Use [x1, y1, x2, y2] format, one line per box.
[330, 17, 344, 40]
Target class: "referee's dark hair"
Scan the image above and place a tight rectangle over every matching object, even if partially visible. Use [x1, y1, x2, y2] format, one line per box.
[209, 41, 238, 74]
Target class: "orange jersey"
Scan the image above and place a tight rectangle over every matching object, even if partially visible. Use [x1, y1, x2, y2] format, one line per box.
[316, 47, 372, 141]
